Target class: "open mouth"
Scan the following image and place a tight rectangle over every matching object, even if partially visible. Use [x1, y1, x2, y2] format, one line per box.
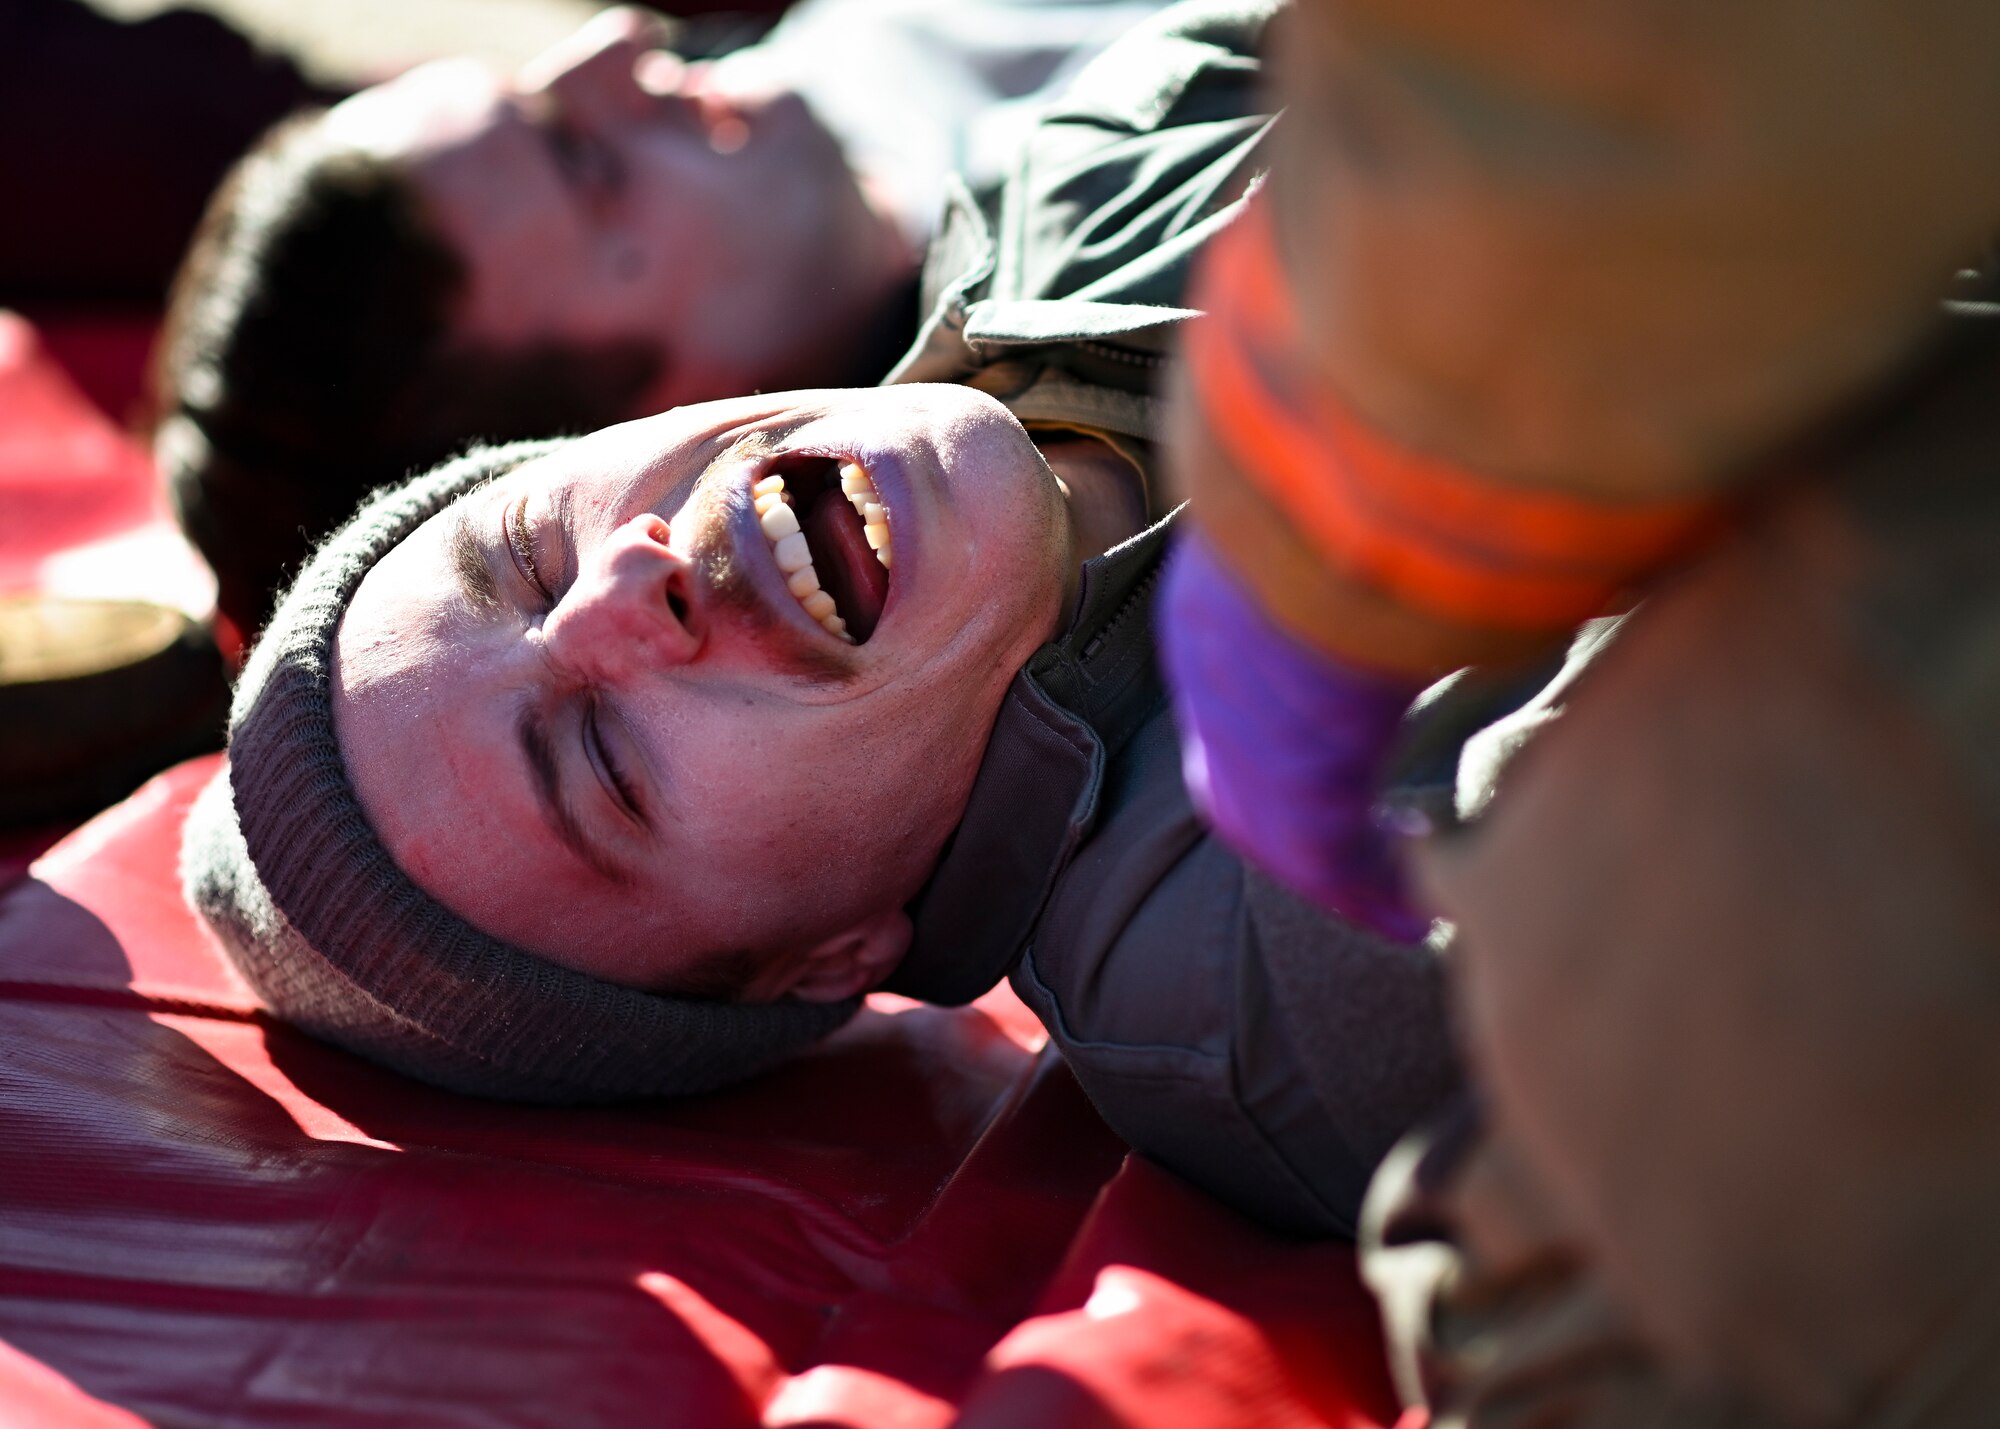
[752, 456, 892, 643]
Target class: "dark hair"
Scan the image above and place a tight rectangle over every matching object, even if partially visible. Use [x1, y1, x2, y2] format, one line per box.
[153, 112, 663, 637]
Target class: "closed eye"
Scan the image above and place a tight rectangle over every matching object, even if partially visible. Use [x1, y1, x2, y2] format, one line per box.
[546, 117, 625, 206]
[585, 698, 644, 824]
[507, 493, 553, 606]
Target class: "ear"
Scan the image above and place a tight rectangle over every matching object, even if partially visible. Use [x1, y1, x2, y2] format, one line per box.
[781, 907, 913, 1003]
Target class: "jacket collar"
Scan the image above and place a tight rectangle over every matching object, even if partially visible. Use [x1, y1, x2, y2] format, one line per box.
[884, 510, 1180, 1004]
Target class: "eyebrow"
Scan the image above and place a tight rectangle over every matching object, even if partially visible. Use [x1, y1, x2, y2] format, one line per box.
[448, 498, 505, 614]
[518, 705, 635, 887]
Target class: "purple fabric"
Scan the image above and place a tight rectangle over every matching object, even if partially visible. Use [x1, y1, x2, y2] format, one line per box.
[1159, 531, 1429, 942]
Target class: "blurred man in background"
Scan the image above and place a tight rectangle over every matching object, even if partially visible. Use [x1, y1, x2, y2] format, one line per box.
[152, 0, 1163, 638]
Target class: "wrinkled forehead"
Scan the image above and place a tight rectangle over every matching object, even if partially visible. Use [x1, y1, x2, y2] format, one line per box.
[327, 478, 556, 905]
[332, 489, 485, 712]
[328, 442, 558, 700]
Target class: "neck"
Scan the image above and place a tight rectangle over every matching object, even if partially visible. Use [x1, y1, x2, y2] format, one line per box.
[1042, 433, 1150, 603]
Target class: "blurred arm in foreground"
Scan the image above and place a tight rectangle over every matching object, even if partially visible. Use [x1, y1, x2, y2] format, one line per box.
[1160, 2, 2000, 1424]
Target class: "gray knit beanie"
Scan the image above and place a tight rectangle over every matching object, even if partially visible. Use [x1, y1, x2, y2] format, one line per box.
[180, 442, 859, 1102]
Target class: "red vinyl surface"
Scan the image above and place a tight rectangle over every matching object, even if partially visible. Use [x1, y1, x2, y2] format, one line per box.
[0, 311, 213, 624]
[0, 756, 1400, 1427]
[0, 313, 156, 579]
[9, 307, 159, 431]
[1, 308, 1400, 1427]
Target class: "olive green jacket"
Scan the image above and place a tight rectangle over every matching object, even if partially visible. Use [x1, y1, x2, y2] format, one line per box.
[882, 0, 1462, 1235]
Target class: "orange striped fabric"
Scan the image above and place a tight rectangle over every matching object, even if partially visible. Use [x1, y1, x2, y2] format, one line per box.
[1185, 195, 1724, 632]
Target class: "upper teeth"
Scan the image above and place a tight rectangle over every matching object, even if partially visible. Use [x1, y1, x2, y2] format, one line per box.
[752, 462, 892, 642]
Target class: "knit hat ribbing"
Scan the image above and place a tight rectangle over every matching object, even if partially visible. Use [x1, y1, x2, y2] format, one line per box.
[181, 442, 858, 1102]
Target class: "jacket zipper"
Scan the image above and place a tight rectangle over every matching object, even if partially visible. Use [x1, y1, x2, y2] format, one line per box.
[1081, 559, 1165, 664]
[1070, 339, 1168, 371]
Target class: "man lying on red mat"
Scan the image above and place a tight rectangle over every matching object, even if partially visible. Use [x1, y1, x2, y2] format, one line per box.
[179, 0, 1466, 1245]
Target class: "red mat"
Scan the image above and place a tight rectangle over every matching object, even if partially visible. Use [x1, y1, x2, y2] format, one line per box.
[0, 756, 1399, 1428]
[1, 304, 1400, 1428]
[0, 310, 213, 624]
[9, 307, 159, 431]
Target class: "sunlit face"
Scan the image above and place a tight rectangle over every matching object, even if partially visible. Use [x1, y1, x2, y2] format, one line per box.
[331, 385, 1072, 1002]
[321, 6, 905, 411]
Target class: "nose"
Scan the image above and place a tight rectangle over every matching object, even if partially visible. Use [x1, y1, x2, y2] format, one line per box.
[519, 7, 675, 124]
[541, 514, 701, 684]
